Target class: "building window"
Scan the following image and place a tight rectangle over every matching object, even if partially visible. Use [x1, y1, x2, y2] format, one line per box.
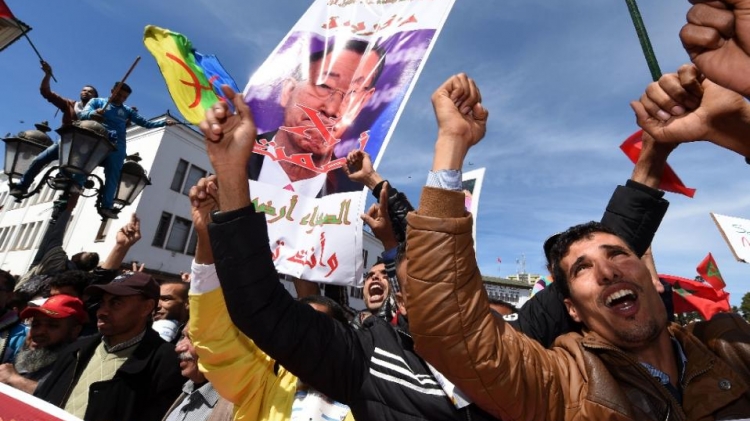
[0, 226, 13, 252]
[10, 223, 28, 251]
[181, 165, 207, 195]
[185, 228, 198, 256]
[170, 159, 207, 196]
[362, 249, 369, 269]
[152, 212, 173, 247]
[165, 216, 191, 252]
[95, 218, 112, 242]
[170, 159, 189, 192]
[24, 221, 42, 250]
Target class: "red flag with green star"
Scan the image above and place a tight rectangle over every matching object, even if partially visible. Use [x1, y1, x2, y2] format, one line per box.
[660, 274, 730, 320]
[696, 252, 726, 290]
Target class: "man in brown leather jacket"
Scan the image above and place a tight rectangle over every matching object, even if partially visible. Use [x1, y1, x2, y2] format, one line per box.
[403, 70, 750, 421]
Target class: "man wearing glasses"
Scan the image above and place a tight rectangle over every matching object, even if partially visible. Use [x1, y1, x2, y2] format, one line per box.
[249, 39, 385, 197]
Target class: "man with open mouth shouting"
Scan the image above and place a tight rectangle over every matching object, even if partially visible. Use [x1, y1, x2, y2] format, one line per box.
[403, 69, 750, 421]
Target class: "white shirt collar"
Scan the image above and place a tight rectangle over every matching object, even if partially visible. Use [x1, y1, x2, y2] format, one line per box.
[257, 139, 327, 197]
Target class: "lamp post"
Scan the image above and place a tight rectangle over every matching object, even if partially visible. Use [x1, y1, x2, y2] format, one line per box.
[2, 120, 151, 215]
[1, 121, 153, 267]
[2, 122, 54, 182]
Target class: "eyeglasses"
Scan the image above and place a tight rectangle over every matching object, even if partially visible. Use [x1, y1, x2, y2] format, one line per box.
[309, 82, 356, 102]
[308, 81, 372, 102]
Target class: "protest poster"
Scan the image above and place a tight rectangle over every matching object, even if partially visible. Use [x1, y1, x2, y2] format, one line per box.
[243, 0, 456, 284]
[0, 382, 82, 421]
[710, 213, 750, 263]
[462, 168, 485, 248]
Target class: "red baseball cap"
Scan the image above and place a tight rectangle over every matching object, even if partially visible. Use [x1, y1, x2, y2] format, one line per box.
[21, 294, 88, 324]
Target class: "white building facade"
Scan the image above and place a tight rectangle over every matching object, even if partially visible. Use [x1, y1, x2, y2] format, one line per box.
[0, 117, 383, 311]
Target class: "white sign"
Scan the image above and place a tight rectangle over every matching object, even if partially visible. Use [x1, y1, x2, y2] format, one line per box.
[242, 0, 457, 285]
[710, 213, 750, 263]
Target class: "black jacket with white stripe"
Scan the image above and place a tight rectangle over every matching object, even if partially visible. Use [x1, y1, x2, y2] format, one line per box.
[209, 207, 500, 421]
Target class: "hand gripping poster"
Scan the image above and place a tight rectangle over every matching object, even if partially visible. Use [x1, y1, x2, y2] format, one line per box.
[244, 0, 456, 285]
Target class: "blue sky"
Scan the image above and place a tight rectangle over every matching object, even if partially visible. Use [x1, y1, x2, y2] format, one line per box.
[1, 0, 748, 305]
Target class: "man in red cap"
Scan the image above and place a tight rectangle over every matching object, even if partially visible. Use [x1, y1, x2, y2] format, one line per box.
[34, 271, 183, 421]
[0, 294, 86, 394]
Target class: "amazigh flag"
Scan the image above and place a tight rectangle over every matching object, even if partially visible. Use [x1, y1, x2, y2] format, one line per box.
[194, 51, 240, 104]
[660, 274, 730, 320]
[143, 25, 238, 125]
[0, 0, 31, 52]
[620, 130, 696, 198]
[696, 252, 726, 290]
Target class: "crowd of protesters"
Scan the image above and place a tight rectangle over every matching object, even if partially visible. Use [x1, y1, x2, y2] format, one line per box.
[1, 1, 749, 420]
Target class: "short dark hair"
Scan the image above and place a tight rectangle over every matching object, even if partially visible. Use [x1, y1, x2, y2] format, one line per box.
[548, 221, 620, 298]
[12, 274, 48, 304]
[0, 269, 15, 292]
[71, 252, 99, 272]
[49, 270, 94, 298]
[113, 82, 132, 94]
[157, 278, 189, 298]
[84, 85, 99, 97]
[299, 295, 348, 325]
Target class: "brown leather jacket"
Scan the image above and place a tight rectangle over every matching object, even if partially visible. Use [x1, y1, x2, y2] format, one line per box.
[404, 186, 750, 421]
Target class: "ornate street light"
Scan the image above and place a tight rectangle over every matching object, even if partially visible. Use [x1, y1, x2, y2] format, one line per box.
[112, 154, 152, 210]
[1, 122, 53, 181]
[2, 121, 152, 220]
[57, 120, 115, 176]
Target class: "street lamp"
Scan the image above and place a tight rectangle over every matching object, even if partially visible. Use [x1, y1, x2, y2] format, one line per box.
[57, 120, 115, 176]
[1, 122, 53, 180]
[2, 121, 152, 220]
[113, 154, 152, 209]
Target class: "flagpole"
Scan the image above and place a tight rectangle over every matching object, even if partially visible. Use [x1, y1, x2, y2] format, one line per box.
[14, 19, 56, 82]
[100, 56, 141, 111]
[623, 0, 661, 81]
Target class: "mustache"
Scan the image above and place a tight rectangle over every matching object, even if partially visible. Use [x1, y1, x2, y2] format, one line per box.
[178, 351, 194, 362]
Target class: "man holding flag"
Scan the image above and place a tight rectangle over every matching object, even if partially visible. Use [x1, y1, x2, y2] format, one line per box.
[10, 61, 98, 200]
[79, 82, 175, 219]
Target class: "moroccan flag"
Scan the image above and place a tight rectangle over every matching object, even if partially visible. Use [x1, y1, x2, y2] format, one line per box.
[660, 274, 730, 320]
[620, 130, 696, 198]
[0, 0, 31, 53]
[696, 252, 726, 290]
[144, 25, 238, 125]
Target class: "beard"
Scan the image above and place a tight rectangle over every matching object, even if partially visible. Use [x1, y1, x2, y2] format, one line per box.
[14, 343, 64, 374]
[614, 316, 663, 346]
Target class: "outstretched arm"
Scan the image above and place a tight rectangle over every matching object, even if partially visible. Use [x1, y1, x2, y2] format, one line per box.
[344, 150, 414, 244]
[187, 175, 281, 414]
[100, 213, 141, 270]
[198, 86, 367, 403]
[38, 61, 67, 111]
[404, 74, 567, 421]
